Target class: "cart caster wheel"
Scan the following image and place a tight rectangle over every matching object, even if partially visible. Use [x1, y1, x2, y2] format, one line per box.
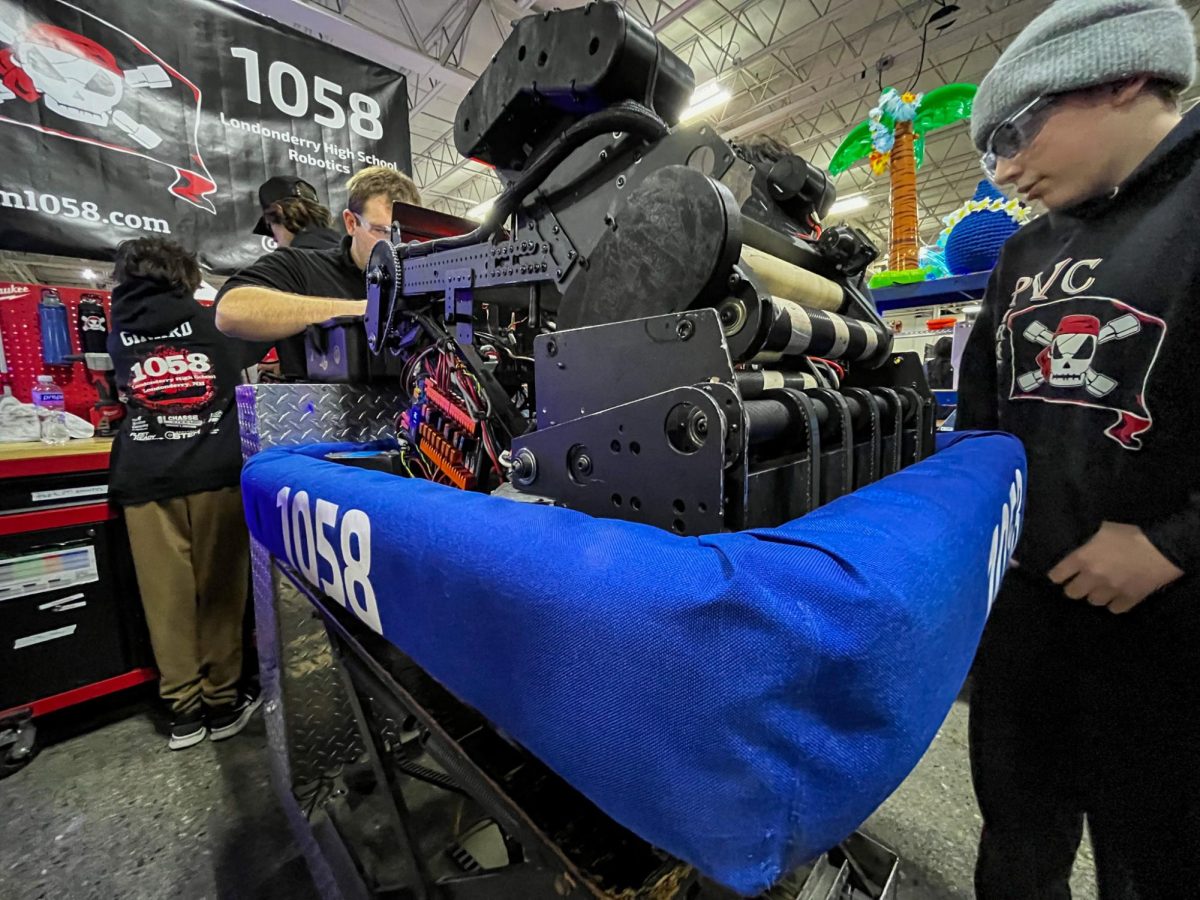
[0, 714, 39, 780]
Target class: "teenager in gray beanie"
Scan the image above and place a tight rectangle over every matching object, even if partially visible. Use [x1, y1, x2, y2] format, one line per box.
[958, 0, 1200, 896]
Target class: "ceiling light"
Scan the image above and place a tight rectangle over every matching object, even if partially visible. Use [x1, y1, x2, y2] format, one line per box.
[466, 197, 496, 222]
[680, 82, 731, 122]
[961, 303, 982, 314]
[928, 3, 960, 30]
[827, 194, 870, 216]
[81, 268, 96, 280]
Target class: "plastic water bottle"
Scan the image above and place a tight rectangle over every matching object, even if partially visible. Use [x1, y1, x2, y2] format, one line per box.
[31, 375, 69, 445]
[38, 289, 72, 366]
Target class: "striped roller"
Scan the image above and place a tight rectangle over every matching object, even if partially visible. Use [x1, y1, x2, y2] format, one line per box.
[754, 297, 890, 364]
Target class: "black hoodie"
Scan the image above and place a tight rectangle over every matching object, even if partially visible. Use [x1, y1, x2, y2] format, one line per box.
[107, 277, 268, 506]
[958, 106, 1200, 578]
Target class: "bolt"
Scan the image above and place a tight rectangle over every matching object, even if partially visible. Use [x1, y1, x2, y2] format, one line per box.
[546, 340, 558, 357]
[719, 306, 737, 325]
[555, 268, 562, 278]
[728, 273, 740, 288]
[568, 250, 576, 260]
[616, 174, 626, 188]
[541, 261, 548, 271]
[676, 319, 695, 340]
[573, 454, 593, 476]
[366, 267, 382, 286]
[694, 415, 708, 436]
[542, 243, 549, 253]
[553, 224, 560, 234]
[599, 149, 608, 161]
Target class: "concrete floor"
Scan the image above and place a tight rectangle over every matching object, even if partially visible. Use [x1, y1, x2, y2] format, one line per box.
[0, 693, 1101, 900]
[864, 700, 1097, 900]
[0, 688, 317, 900]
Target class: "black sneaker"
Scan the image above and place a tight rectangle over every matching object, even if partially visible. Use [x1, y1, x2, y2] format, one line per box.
[169, 707, 208, 751]
[207, 689, 263, 742]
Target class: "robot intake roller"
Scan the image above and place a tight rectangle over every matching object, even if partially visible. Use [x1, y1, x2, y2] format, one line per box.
[752, 296, 890, 366]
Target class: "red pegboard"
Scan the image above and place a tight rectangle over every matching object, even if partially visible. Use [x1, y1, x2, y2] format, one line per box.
[0, 281, 111, 420]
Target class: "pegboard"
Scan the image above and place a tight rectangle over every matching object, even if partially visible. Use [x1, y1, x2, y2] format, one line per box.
[0, 281, 111, 420]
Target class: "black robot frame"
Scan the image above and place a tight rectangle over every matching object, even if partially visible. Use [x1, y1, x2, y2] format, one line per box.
[308, 1, 935, 535]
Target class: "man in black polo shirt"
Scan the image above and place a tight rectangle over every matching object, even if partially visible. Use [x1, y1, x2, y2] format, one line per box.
[216, 166, 422, 355]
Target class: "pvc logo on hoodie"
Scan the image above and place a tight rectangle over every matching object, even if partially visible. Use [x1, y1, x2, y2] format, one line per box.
[1003, 258, 1167, 450]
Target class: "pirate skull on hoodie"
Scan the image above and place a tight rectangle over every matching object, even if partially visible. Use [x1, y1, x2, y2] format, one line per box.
[958, 105, 1200, 578]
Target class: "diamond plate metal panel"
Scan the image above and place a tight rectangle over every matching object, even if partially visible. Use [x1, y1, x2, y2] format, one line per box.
[237, 383, 402, 452]
[238, 384, 406, 800]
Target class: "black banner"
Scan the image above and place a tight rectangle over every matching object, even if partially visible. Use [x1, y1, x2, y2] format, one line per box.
[0, 0, 410, 272]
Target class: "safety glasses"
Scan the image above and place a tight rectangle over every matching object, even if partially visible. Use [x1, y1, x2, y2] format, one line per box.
[981, 95, 1058, 181]
[354, 212, 391, 239]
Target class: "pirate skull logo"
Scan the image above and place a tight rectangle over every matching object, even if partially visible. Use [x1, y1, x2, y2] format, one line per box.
[1017, 312, 1141, 397]
[0, 20, 170, 148]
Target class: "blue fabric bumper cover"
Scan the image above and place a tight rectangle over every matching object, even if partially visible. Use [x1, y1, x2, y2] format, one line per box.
[242, 430, 1025, 895]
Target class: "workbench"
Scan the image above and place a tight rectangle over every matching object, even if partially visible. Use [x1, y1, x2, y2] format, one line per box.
[0, 437, 153, 773]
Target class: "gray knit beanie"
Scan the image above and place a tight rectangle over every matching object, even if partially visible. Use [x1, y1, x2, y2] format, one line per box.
[970, 0, 1197, 151]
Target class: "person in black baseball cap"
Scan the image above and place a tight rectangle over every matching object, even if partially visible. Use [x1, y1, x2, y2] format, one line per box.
[253, 175, 340, 250]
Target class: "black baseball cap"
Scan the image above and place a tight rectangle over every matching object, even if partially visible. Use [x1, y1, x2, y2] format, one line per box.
[253, 175, 320, 236]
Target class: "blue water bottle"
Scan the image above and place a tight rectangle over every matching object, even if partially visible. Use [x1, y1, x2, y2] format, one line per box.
[38, 289, 72, 365]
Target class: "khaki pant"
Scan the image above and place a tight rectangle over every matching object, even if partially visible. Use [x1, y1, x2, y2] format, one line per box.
[124, 487, 250, 714]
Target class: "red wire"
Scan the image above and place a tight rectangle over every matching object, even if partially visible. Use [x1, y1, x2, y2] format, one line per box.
[809, 356, 845, 379]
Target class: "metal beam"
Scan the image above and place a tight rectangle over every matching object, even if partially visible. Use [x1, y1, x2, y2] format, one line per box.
[722, 0, 1048, 138]
[650, 0, 715, 32]
[233, 0, 477, 89]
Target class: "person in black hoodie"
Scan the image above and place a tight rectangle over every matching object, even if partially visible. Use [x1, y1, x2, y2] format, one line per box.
[108, 238, 269, 751]
[924, 335, 954, 390]
[959, 0, 1200, 895]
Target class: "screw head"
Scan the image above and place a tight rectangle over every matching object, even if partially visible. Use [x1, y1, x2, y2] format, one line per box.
[616, 174, 626, 188]
[573, 454, 593, 476]
[546, 339, 558, 357]
[676, 319, 695, 340]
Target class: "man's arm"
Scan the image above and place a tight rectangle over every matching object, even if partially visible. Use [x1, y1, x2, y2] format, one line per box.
[955, 273, 1001, 430]
[215, 285, 365, 342]
[1143, 491, 1200, 576]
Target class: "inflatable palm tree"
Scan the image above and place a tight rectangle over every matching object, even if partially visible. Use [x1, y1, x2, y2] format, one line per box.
[829, 84, 976, 274]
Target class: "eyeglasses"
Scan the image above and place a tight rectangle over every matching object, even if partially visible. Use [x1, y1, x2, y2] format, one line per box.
[981, 95, 1058, 180]
[353, 212, 392, 239]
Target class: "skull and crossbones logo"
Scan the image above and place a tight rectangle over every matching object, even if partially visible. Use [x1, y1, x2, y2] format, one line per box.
[1016, 312, 1141, 397]
[0, 19, 169, 149]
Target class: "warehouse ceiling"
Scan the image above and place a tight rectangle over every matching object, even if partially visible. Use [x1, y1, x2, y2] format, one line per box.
[277, 0, 1200, 252]
[3, 0, 1199, 287]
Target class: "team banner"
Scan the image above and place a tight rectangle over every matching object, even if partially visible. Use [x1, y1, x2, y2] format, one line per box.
[0, 0, 410, 272]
